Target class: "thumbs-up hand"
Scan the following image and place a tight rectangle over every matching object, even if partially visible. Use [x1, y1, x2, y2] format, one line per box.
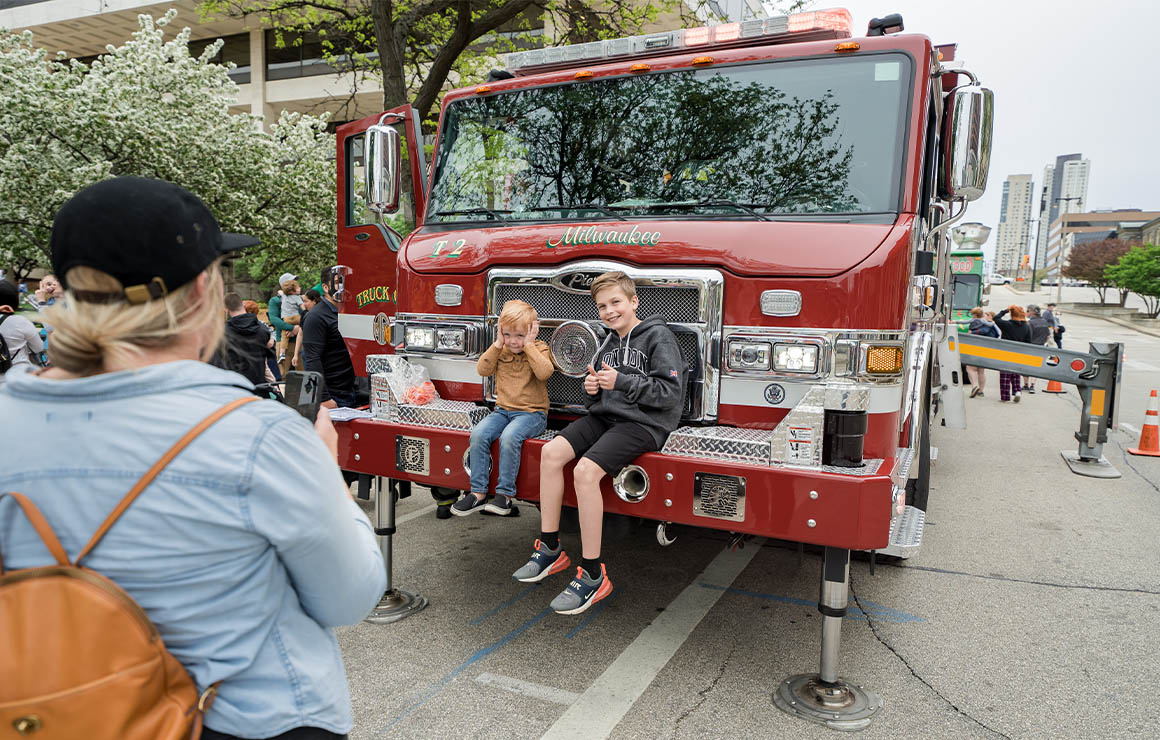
[584, 364, 599, 395]
[595, 361, 618, 390]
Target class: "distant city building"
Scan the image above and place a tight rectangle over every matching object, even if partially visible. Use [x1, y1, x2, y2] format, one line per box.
[1142, 215, 1160, 246]
[1034, 154, 1090, 269]
[1044, 209, 1160, 280]
[994, 174, 1034, 274]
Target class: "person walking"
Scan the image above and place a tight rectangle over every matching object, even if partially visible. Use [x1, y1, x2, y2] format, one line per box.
[1043, 302, 1064, 349]
[1025, 305, 1052, 393]
[0, 177, 385, 739]
[300, 267, 358, 408]
[992, 305, 1031, 402]
[965, 307, 999, 398]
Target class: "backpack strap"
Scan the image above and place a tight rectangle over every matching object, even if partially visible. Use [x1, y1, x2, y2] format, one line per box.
[0, 492, 71, 573]
[75, 396, 259, 566]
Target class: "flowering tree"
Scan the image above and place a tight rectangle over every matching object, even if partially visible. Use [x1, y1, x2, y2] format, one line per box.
[0, 11, 335, 285]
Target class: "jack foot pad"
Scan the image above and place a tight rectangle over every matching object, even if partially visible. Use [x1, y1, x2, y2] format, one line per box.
[1060, 450, 1121, 479]
[773, 674, 883, 732]
[364, 588, 428, 624]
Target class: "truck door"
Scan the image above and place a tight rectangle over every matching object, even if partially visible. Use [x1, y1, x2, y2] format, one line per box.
[335, 106, 427, 373]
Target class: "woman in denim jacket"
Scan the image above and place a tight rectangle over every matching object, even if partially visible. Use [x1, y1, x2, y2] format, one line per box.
[0, 178, 386, 740]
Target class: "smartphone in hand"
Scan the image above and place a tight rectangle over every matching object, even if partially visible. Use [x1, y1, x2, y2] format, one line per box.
[283, 370, 324, 422]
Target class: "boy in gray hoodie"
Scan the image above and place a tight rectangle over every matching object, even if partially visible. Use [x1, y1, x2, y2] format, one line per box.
[512, 271, 685, 614]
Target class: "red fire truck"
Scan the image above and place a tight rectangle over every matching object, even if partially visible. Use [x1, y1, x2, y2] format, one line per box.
[333, 8, 992, 729]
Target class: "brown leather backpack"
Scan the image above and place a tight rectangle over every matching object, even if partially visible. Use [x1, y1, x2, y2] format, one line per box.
[0, 397, 257, 738]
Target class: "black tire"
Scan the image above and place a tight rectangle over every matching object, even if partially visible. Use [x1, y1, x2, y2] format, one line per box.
[905, 357, 932, 512]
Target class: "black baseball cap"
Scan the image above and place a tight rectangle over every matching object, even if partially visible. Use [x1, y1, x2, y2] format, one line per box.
[50, 177, 260, 304]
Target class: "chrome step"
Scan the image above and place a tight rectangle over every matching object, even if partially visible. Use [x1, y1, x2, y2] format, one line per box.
[890, 447, 915, 487]
[877, 505, 925, 559]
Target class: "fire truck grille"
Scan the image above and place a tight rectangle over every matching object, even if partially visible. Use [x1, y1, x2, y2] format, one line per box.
[541, 331, 700, 418]
[495, 284, 701, 324]
[693, 472, 746, 522]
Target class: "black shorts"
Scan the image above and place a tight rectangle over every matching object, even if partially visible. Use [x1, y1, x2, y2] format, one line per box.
[557, 415, 658, 475]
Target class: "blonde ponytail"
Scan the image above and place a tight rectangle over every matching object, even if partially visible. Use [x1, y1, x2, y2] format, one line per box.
[41, 262, 226, 375]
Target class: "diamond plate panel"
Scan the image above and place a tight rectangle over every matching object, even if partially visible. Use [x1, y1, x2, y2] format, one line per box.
[663, 425, 773, 465]
[397, 399, 490, 430]
[877, 505, 925, 558]
[820, 459, 883, 476]
[891, 447, 915, 487]
[769, 385, 825, 468]
[371, 373, 397, 420]
[824, 383, 870, 411]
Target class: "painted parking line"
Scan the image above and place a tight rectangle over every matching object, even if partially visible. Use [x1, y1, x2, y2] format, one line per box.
[700, 583, 925, 623]
[541, 539, 764, 740]
[470, 583, 540, 625]
[396, 503, 437, 525]
[376, 608, 553, 735]
[474, 672, 580, 706]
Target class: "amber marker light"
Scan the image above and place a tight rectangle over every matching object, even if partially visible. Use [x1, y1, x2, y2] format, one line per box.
[574, 70, 594, 79]
[834, 42, 860, 53]
[865, 346, 904, 375]
[475, 85, 492, 94]
[630, 63, 651, 73]
[691, 55, 714, 65]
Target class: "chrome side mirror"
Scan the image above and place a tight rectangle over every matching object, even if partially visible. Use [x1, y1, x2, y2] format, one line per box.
[364, 124, 401, 214]
[940, 85, 994, 202]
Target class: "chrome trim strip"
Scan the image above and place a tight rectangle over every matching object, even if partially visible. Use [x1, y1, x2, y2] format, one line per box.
[719, 377, 902, 413]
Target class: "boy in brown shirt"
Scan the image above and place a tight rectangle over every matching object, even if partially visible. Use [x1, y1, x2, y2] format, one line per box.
[452, 300, 554, 516]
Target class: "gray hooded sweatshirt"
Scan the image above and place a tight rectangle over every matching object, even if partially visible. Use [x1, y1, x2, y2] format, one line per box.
[584, 314, 686, 446]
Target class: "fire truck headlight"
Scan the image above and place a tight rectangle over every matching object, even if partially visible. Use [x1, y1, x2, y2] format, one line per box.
[405, 325, 435, 351]
[772, 343, 819, 373]
[727, 340, 771, 371]
[435, 327, 467, 354]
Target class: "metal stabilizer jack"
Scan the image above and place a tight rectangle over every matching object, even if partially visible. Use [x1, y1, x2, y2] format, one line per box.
[774, 547, 882, 731]
[364, 476, 428, 624]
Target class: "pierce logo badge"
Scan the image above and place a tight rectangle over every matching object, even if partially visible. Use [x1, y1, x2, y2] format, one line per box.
[764, 383, 785, 405]
[372, 312, 390, 346]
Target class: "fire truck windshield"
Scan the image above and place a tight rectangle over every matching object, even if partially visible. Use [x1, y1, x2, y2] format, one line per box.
[428, 53, 913, 224]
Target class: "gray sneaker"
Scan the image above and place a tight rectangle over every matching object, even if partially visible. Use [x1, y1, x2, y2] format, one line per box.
[550, 564, 613, 615]
[512, 539, 571, 582]
[483, 494, 514, 516]
[451, 494, 487, 516]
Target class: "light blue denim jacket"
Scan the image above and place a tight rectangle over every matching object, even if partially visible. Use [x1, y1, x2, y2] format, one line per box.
[0, 361, 386, 737]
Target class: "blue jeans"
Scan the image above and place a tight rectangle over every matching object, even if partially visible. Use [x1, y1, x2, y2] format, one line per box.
[468, 409, 547, 497]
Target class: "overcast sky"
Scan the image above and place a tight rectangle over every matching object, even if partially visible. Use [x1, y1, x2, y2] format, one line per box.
[835, 0, 1159, 260]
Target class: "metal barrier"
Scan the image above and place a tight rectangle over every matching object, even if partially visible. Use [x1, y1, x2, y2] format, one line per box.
[951, 335, 1123, 478]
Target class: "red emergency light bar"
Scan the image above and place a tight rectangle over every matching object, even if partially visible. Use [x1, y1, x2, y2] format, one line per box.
[500, 8, 853, 76]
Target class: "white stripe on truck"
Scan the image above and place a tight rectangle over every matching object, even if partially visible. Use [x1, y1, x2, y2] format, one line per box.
[719, 377, 902, 413]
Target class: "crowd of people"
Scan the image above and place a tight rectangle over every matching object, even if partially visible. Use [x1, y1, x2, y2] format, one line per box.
[965, 301, 1063, 402]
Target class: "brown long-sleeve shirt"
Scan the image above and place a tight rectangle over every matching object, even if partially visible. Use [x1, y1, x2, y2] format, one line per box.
[476, 340, 554, 413]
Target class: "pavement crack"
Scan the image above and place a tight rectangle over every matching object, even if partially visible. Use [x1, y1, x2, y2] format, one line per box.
[849, 574, 1012, 740]
[891, 563, 1160, 595]
[669, 639, 737, 739]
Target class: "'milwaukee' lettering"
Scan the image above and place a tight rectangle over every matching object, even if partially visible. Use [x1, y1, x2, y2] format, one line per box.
[545, 225, 661, 249]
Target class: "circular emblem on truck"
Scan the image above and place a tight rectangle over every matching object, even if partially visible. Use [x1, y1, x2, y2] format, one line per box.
[372, 312, 390, 345]
[764, 383, 785, 405]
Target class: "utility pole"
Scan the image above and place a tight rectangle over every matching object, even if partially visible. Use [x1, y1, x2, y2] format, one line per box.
[1052, 196, 1082, 304]
[1027, 218, 1040, 291]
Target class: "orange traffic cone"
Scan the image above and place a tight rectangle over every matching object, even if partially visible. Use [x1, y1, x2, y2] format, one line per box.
[1044, 379, 1066, 393]
[1128, 390, 1160, 457]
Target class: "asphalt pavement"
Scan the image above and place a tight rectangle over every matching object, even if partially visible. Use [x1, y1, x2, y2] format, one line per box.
[337, 292, 1160, 739]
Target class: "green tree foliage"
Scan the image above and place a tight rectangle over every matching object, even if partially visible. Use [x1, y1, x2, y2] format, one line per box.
[1063, 239, 1132, 305]
[1105, 244, 1160, 318]
[0, 12, 335, 285]
[197, 0, 768, 127]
